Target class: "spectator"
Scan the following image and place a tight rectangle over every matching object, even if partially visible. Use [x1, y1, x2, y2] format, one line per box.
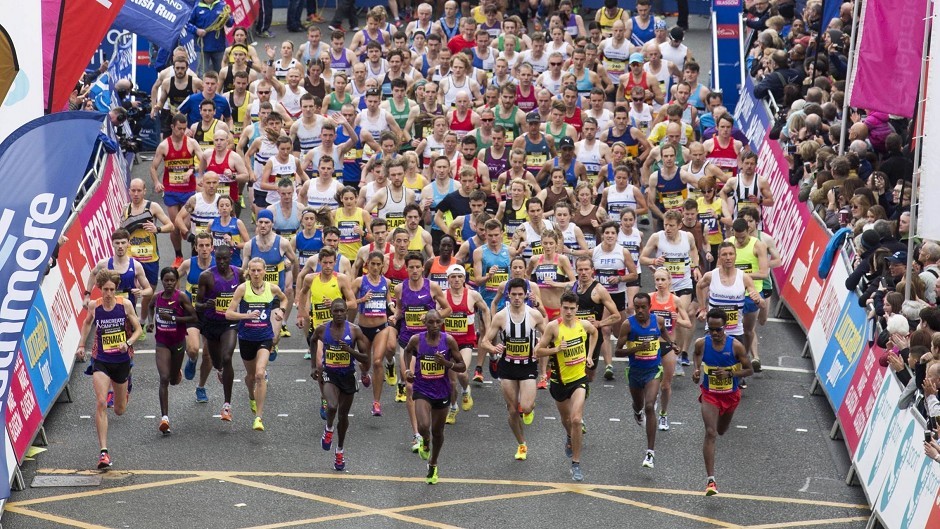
[745, 0, 774, 31]
[872, 219, 907, 254]
[753, 50, 805, 103]
[921, 307, 940, 334]
[188, 0, 234, 75]
[861, 250, 907, 309]
[898, 276, 931, 328]
[920, 242, 940, 304]
[879, 133, 914, 187]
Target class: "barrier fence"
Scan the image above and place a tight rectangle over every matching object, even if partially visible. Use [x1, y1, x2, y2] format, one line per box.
[1, 142, 129, 507]
[735, 74, 940, 528]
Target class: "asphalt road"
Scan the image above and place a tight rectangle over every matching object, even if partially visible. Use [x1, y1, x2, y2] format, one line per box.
[2, 12, 870, 529]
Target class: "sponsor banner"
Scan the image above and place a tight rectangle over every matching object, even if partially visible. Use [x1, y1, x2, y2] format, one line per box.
[806, 254, 850, 365]
[77, 155, 130, 271]
[113, 0, 195, 50]
[0, 5, 45, 142]
[837, 343, 886, 456]
[4, 354, 42, 461]
[712, 0, 742, 112]
[917, 15, 940, 241]
[853, 374, 904, 502]
[872, 412, 940, 529]
[15, 290, 68, 416]
[715, 24, 739, 39]
[225, 0, 259, 39]
[815, 294, 870, 410]
[775, 218, 831, 329]
[40, 267, 81, 376]
[847, 0, 926, 118]
[42, 0, 126, 113]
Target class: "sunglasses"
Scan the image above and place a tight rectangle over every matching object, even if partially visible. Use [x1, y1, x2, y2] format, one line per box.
[258, 90, 271, 94]
[550, 62, 562, 66]
[481, 118, 494, 122]
[706, 326, 724, 333]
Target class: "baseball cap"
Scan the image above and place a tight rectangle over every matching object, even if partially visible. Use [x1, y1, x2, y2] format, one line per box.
[669, 26, 685, 42]
[526, 112, 541, 123]
[559, 136, 575, 149]
[446, 264, 466, 276]
[886, 251, 907, 264]
[629, 52, 645, 64]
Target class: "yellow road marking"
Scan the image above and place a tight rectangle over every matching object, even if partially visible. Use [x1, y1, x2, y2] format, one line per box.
[743, 517, 871, 529]
[6, 475, 213, 507]
[386, 487, 568, 513]
[4, 505, 112, 529]
[29, 468, 869, 510]
[223, 475, 462, 529]
[575, 489, 743, 528]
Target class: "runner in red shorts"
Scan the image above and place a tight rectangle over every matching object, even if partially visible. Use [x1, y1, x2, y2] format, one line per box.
[442, 264, 490, 424]
[692, 308, 753, 497]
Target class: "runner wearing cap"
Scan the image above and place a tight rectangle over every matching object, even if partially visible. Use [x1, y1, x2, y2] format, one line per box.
[513, 112, 556, 178]
[441, 264, 490, 424]
[536, 136, 587, 189]
[618, 52, 663, 107]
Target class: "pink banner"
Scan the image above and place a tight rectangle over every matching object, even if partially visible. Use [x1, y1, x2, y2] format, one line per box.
[837, 344, 886, 456]
[5, 354, 43, 461]
[849, 0, 927, 117]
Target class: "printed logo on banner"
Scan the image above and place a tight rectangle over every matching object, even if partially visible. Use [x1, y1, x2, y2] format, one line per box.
[875, 420, 940, 529]
[714, 0, 741, 5]
[854, 375, 904, 494]
[18, 290, 67, 415]
[837, 344, 885, 455]
[78, 157, 128, 267]
[758, 140, 810, 279]
[716, 24, 740, 39]
[5, 353, 42, 461]
[816, 295, 869, 408]
[779, 221, 830, 328]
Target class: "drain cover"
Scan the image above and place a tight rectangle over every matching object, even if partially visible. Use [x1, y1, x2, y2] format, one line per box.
[31, 475, 102, 488]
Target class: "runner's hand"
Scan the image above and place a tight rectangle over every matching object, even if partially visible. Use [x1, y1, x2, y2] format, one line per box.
[692, 369, 700, 384]
[154, 183, 165, 194]
[433, 353, 448, 367]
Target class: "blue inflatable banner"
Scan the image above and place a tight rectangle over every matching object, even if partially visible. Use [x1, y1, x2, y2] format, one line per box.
[113, 0, 195, 50]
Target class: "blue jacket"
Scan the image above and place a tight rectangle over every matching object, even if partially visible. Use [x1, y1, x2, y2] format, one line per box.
[188, 0, 234, 53]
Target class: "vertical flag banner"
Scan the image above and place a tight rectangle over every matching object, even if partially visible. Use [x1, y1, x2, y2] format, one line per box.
[847, 0, 927, 117]
[0, 3, 44, 142]
[41, 0, 126, 113]
[918, 13, 940, 241]
[0, 111, 105, 498]
[112, 0, 195, 50]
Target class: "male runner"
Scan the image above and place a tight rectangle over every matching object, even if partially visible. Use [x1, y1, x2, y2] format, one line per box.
[441, 265, 489, 423]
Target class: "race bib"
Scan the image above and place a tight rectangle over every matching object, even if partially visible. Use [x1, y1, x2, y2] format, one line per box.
[664, 258, 685, 279]
[215, 293, 233, 315]
[445, 313, 468, 333]
[324, 346, 351, 368]
[312, 302, 332, 327]
[264, 263, 284, 284]
[662, 193, 684, 210]
[486, 271, 508, 291]
[505, 338, 531, 361]
[405, 307, 428, 328]
[633, 338, 659, 359]
[705, 363, 734, 392]
[420, 357, 445, 378]
[101, 329, 127, 354]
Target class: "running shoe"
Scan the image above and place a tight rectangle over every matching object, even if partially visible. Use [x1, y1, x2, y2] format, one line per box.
[418, 441, 430, 461]
[280, 326, 291, 338]
[328, 24, 345, 32]
[571, 462, 583, 482]
[334, 451, 345, 471]
[195, 387, 208, 403]
[472, 366, 484, 385]
[705, 478, 719, 496]
[537, 375, 548, 390]
[371, 401, 382, 416]
[253, 416, 265, 431]
[515, 443, 527, 461]
[461, 392, 473, 411]
[740, 378, 748, 389]
[581, 420, 587, 434]
[183, 357, 197, 380]
[426, 464, 439, 484]
[258, 30, 275, 38]
[385, 361, 398, 386]
[269, 347, 278, 362]
[488, 356, 499, 379]
[221, 404, 232, 422]
[522, 409, 534, 425]
[159, 416, 170, 434]
[320, 399, 328, 420]
[604, 364, 614, 380]
[445, 407, 457, 424]
[565, 436, 573, 458]
[107, 390, 114, 408]
[411, 434, 423, 453]
[680, 351, 691, 366]
[658, 414, 670, 431]
[752, 359, 762, 373]
[97, 451, 112, 470]
[172, 256, 183, 268]
[249, 399, 257, 414]
[321, 427, 333, 450]
[675, 363, 685, 377]
[634, 410, 644, 426]
[642, 450, 655, 469]
[361, 372, 371, 388]
[395, 384, 407, 402]
[303, 352, 311, 360]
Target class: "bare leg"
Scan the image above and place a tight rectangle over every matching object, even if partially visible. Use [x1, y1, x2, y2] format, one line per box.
[167, 205, 183, 257]
[659, 352, 676, 415]
[501, 379, 524, 444]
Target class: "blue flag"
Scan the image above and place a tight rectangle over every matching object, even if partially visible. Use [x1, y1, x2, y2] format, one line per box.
[113, 0, 196, 50]
[0, 111, 106, 499]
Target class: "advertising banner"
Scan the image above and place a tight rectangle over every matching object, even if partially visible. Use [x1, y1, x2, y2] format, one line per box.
[712, 0, 742, 112]
[0, 5, 44, 142]
[5, 354, 43, 462]
[814, 294, 871, 410]
[836, 343, 886, 456]
[113, 0, 195, 50]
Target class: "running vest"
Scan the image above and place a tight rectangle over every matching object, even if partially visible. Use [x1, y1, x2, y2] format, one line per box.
[413, 332, 452, 399]
[701, 335, 740, 394]
[322, 321, 356, 374]
[94, 299, 131, 363]
[592, 244, 626, 294]
[708, 137, 739, 180]
[206, 149, 239, 203]
[309, 273, 342, 328]
[191, 193, 220, 237]
[108, 257, 138, 307]
[185, 256, 215, 297]
[650, 292, 679, 334]
[272, 202, 300, 241]
[605, 184, 638, 222]
[444, 288, 477, 346]
[250, 236, 286, 289]
[377, 187, 407, 230]
[427, 257, 450, 290]
[729, 236, 763, 291]
[238, 281, 276, 341]
[500, 308, 537, 364]
[481, 245, 510, 298]
[521, 219, 553, 259]
[626, 315, 662, 369]
[655, 166, 688, 212]
[524, 135, 550, 174]
[193, 119, 219, 151]
[163, 137, 195, 193]
[601, 38, 630, 84]
[576, 140, 602, 184]
[733, 175, 762, 218]
[154, 289, 187, 345]
[294, 229, 322, 266]
[494, 106, 520, 144]
[204, 266, 240, 321]
[122, 202, 158, 264]
[697, 197, 724, 245]
[656, 231, 693, 291]
[531, 254, 569, 287]
[358, 275, 389, 318]
[334, 208, 365, 261]
[707, 269, 745, 336]
[617, 228, 642, 277]
[399, 279, 434, 344]
[575, 281, 605, 325]
[630, 17, 655, 46]
[550, 320, 588, 384]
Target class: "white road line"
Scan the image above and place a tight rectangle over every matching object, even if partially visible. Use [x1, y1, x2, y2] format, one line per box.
[796, 428, 808, 432]
[793, 395, 805, 399]
[736, 425, 748, 429]
[144, 415, 156, 419]
[235, 503, 247, 507]
[765, 317, 798, 324]
[761, 365, 813, 374]
[277, 414, 289, 417]
[672, 422, 682, 425]
[80, 415, 91, 419]
[609, 418, 621, 422]
[477, 414, 490, 418]
[603, 385, 614, 388]
[295, 379, 306, 382]
[544, 416, 556, 420]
